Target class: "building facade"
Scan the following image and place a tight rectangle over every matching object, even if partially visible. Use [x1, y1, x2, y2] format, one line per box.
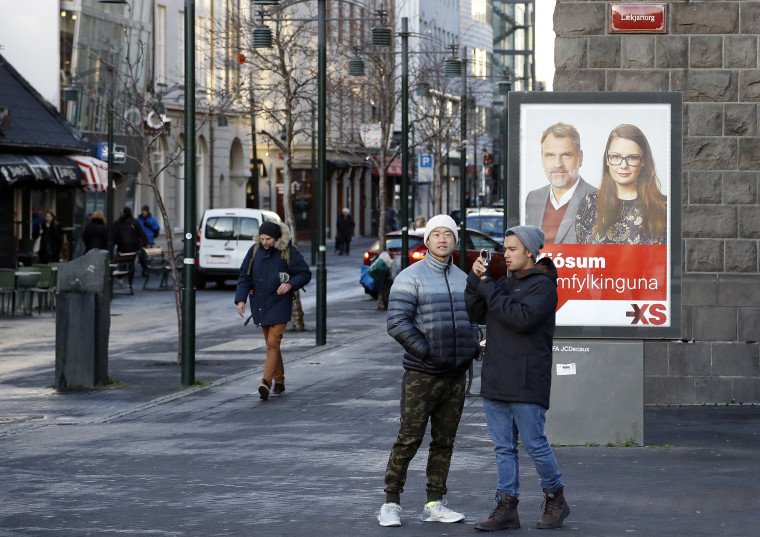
[553, 0, 760, 404]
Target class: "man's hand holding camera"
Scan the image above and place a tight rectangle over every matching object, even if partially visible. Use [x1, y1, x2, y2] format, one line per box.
[473, 249, 491, 280]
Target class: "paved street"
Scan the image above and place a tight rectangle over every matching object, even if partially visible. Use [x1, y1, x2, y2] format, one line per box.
[1, 238, 759, 536]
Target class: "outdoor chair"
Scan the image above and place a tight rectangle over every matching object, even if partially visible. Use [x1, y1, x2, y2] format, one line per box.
[15, 266, 41, 315]
[31, 264, 56, 314]
[0, 268, 16, 315]
[143, 249, 172, 290]
[111, 252, 137, 296]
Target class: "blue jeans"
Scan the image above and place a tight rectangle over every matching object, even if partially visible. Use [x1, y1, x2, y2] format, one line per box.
[483, 399, 564, 497]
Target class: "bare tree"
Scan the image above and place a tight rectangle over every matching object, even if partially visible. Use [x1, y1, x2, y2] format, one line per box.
[102, 28, 238, 363]
[411, 45, 463, 215]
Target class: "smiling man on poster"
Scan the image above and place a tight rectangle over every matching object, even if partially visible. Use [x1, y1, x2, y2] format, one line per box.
[525, 123, 597, 244]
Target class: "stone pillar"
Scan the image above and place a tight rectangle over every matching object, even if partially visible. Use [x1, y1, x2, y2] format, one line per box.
[553, 0, 760, 404]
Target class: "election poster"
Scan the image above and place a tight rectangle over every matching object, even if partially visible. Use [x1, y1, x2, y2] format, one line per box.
[506, 92, 682, 338]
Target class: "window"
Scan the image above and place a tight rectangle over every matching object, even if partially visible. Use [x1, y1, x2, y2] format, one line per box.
[156, 5, 166, 84]
[472, 0, 488, 24]
[386, 237, 424, 250]
[205, 217, 235, 240]
[472, 48, 488, 79]
[150, 150, 165, 199]
[178, 11, 185, 80]
[205, 217, 260, 240]
[470, 215, 503, 236]
[468, 233, 503, 252]
[238, 218, 260, 240]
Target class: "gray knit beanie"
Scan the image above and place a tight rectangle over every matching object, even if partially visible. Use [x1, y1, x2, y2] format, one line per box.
[505, 225, 544, 260]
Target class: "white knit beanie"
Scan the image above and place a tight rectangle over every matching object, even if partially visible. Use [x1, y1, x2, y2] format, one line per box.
[424, 214, 459, 246]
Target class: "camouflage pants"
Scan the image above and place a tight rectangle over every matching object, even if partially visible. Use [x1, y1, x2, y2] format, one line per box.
[384, 370, 467, 503]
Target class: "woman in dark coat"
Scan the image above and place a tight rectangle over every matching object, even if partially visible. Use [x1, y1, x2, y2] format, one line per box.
[82, 210, 108, 252]
[33, 211, 64, 264]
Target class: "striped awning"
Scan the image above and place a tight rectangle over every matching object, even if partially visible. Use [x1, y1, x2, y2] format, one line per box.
[0, 154, 85, 187]
[70, 155, 108, 192]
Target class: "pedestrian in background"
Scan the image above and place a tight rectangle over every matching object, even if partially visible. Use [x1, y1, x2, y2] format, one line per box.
[465, 225, 570, 532]
[138, 205, 160, 247]
[33, 211, 64, 264]
[413, 215, 426, 230]
[235, 220, 311, 401]
[82, 210, 108, 253]
[386, 206, 399, 232]
[114, 206, 149, 275]
[336, 208, 355, 255]
[378, 214, 479, 527]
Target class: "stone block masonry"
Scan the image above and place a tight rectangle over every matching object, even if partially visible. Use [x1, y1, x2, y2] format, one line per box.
[553, 0, 760, 404]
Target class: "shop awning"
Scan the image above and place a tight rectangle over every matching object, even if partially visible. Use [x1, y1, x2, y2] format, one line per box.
[371, 157, 409, 177]
[0, 154, 85, 187]
[70, 155, 108, 192]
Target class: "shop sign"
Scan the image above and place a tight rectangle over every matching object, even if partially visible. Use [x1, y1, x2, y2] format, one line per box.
[97, 142, 127, 164]
[609, 3, 666, 34]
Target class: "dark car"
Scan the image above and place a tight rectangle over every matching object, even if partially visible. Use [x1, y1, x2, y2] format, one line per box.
[361, 228, 507, 298]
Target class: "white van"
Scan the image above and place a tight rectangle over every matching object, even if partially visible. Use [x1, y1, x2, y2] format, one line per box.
[196, 208, 282, 289]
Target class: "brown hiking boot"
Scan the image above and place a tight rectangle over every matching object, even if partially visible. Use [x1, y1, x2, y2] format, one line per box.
[258, 381, 270, 401]
[474, 492, 520, 532]
[537, 488, 570, 529]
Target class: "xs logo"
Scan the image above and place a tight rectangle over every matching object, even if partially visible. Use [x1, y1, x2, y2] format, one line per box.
[626, 303, 667, 325]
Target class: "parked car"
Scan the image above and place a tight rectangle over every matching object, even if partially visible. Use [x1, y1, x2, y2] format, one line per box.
[196, 208, 282, 289]
[465, 208, 506, 243]
[361, 228, 507, 298]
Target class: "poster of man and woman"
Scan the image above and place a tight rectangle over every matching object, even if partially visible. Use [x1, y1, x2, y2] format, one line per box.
[508, 92, 682, 337]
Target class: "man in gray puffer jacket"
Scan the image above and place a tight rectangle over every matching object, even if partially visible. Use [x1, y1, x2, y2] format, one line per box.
[377, 215, 480, 528]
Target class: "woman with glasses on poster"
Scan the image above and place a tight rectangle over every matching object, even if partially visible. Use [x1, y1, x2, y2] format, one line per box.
[575, 124, 667, 245]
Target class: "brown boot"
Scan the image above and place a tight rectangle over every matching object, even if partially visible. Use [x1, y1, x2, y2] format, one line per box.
[537, 488, 570, 529]
[474, 492, 520, 532]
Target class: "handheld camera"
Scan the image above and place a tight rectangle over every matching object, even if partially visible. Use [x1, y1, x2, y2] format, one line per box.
[480, 249, 491, 270]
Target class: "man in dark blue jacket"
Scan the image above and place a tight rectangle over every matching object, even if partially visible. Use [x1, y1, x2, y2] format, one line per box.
[465, 225, 570, 532]
[378, 214, 479, 528]
[235, 220, 311, 401]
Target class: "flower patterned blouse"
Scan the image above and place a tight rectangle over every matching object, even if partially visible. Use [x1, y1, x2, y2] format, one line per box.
[575, 192, 667, 245]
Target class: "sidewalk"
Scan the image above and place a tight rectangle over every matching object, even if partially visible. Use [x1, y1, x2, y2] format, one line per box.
[1, 240, 759, 536]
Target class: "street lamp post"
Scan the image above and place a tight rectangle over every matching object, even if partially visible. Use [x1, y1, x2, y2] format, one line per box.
[252, 0, 390, 345]
[459, 47, 467, 271]
[316, 0, 327, 345]
[499, 70, 512, 236]
[181, 0, 197, 386]
[249, 77, 260, 209]
[400, 17, 409, 269]
[106, 64, 115, 263]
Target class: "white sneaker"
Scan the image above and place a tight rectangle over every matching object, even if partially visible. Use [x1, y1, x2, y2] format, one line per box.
[421, 500, 465, 523]
[378, 502, 402, 526]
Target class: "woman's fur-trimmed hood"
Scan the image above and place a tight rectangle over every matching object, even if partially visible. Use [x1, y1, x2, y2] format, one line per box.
[253, 220, 291, 251]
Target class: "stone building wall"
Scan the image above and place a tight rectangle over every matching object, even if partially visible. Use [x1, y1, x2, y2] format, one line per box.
[552, 0, 760, 404]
